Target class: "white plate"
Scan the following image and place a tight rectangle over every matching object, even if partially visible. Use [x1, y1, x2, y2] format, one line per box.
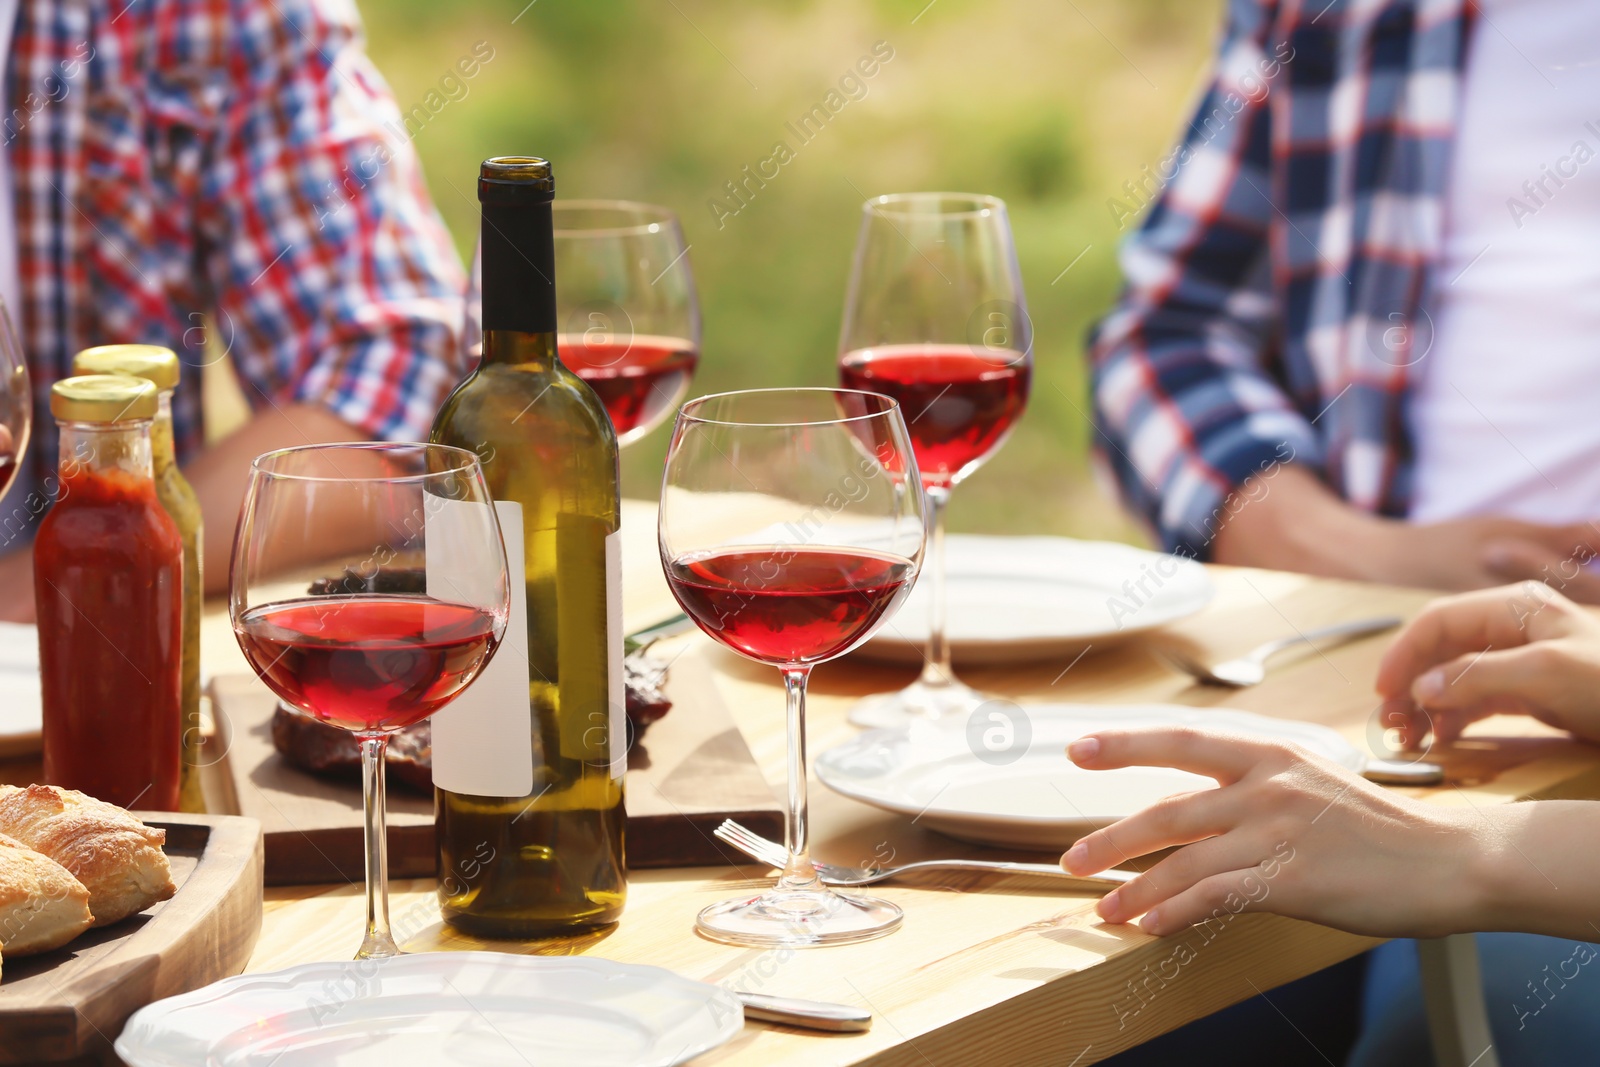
[815, 704, 1367, 850]
[115, 952, 744, 1067]
[855, 536, 1214, 666]
[0, 622, 41, 758]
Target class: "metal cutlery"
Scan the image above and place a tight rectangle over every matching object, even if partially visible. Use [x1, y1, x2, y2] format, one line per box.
[736, 991, 873, 1032]
[1361, 757, 1444, 785]
[624, 612, 694, 653]
[1158, 615, 1403, 687]
[714, 819, 1134, 889]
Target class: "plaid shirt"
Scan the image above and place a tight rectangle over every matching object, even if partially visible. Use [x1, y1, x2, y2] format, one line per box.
[1089, 0, 1473, 558]
[9, 0, 464, 493]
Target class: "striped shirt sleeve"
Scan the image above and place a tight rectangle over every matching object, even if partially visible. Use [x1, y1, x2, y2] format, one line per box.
[200, 0, 466, 441]
[1088, 0, 1322, 558]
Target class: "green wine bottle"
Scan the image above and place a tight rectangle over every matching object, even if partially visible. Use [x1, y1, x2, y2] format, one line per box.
[429, 156, 626, 937]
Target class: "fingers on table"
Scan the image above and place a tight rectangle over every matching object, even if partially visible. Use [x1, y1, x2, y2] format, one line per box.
[1484, 538, 1600, 604]
[1373, 586, 1552, 699]
[1411, 644, 1555, 711]
[1067, 726, 1281, 784]
[1061, 782, 1236, 876]
[1134, 866, 1276, 936]
[1095, 832, 1270, 927]
[1376, 696, 1434, 749]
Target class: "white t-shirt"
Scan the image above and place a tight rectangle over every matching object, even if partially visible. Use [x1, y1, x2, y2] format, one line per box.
[1409, 0, 1600, 524]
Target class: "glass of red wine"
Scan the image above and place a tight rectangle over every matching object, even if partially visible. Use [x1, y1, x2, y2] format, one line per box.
[838, 192, 1032, 729]
[466, 199, 700, 446]
[0, 300, 29, 505]
[660, 388, 925, 947]
[230, 443, 510, 959]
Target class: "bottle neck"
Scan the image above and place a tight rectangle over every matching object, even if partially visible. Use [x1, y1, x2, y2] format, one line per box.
[58, 419, 155, 482]
[478, 196, 560, 369]
[482, 328, 561, 371]
[150, 390, 177, 474]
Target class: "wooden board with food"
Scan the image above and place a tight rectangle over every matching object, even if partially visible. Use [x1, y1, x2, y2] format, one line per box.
[204, 647, 783, 884]
[0, 788, 262, 1064]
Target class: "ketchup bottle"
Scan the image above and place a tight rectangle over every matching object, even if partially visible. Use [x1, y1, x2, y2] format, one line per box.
[72, 346, 205, 813]
[35, 375, 183, 811]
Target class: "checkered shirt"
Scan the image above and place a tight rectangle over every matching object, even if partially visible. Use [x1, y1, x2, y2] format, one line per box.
[1089, 0, 1473, 557]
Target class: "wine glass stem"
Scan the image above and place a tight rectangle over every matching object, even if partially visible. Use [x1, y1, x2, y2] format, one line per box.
[917, 484, 955, 689]
[357, 734, 400, 959]
[777, 666, 821, 892]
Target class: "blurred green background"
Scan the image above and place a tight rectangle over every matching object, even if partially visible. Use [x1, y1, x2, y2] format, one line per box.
[360, 0, 1225, 544]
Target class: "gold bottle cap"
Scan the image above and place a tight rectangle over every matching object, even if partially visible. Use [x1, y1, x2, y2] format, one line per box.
[72, 344, 181, 390]
[50, 374, 159, 422]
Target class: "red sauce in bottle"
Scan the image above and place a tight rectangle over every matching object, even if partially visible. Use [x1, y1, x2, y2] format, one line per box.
[35, 413, 183, 811]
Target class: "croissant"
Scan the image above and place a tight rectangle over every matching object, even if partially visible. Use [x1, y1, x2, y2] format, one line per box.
[0, 785, 175, 927]
[0, 831, 93, 958]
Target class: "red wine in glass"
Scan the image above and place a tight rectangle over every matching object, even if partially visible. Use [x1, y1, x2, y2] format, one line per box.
[558, 334, 699, 440]
[839, 344, 1030, 488]
[235, 595, 501, 733]
[0, 454, 14, 500]
[665, 546, 914, 666]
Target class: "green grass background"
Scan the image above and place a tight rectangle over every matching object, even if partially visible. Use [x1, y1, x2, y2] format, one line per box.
[360, 0, 1225, 543]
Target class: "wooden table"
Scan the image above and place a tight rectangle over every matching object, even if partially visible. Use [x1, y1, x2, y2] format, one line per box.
[18, 504, 1600, 1064]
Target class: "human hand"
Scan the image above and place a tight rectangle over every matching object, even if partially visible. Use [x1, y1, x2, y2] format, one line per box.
[0, 424, 27, 621]
[1375, 583, 1600, 746]
[1364, 515, 1600, 603]
[1058, 728, 1484, 939]
[1211, 465, 1600, 601]
[0, 545, 34, 623]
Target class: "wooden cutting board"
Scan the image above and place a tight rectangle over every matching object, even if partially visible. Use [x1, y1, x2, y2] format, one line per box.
[203, 648, 784, 885]
[0, 813, 263, 1065]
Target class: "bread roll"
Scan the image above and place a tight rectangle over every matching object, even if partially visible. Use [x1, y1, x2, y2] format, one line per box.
[0, 785, 175, 926]
[0, 831, 93, 957]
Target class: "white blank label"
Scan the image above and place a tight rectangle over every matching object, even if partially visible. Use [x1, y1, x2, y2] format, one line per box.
[428, 498, 534, 797]
[606, 530, 624, 781]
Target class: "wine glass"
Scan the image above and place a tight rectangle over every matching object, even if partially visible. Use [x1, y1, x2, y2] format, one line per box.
[660, 388, 925, 947]
[230, 443, 510, 959]
[837, 193, 1032, 728]
[465, 199, 700, 446]
[0, 299, 30, 505]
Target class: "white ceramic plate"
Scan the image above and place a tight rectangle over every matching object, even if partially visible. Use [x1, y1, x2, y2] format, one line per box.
[855, 536, 1214, 666]
[115, 952, 744, 1067]
[815, 704, 1366, 850]
[0, 622, 41, 758]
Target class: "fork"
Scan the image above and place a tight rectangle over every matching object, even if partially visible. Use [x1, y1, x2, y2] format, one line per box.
[1158, 615, 1402, 687]
[714, 819, 1135, 889]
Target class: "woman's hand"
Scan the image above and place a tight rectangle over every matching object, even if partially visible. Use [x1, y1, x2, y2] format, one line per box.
[1375, 583, 1600, 746]
[0, 546, 34, 622]
[1058, 727, 1488, 939]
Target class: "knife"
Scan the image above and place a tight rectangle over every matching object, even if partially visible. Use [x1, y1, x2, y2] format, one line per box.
[735, 990, 873, 1032]
[625, 613, 694, 653]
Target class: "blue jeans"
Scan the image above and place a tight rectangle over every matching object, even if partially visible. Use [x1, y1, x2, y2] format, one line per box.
[1349, 934, 1600, 1067]
[1096, 954, 1366, 1066]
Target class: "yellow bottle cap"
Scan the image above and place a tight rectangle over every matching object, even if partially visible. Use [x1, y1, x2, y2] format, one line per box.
[71, 344, 181, 390]
[50, 374, 159, 422]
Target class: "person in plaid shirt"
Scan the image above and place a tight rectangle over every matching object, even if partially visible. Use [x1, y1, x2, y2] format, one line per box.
[0, 0, 465, 618]
[1091, 1, 1600, 1064]
[1090, 0, 1600, 604]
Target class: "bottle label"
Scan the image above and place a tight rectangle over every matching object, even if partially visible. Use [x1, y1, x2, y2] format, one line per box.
[607, 530, 625, 781]
[427, 499, 535, 797]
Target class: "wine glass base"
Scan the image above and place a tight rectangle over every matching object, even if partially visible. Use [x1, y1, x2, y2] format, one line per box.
[695, 886, 903, 947]
[356, 932, 402, 960]
[848, 678, 990, 730]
